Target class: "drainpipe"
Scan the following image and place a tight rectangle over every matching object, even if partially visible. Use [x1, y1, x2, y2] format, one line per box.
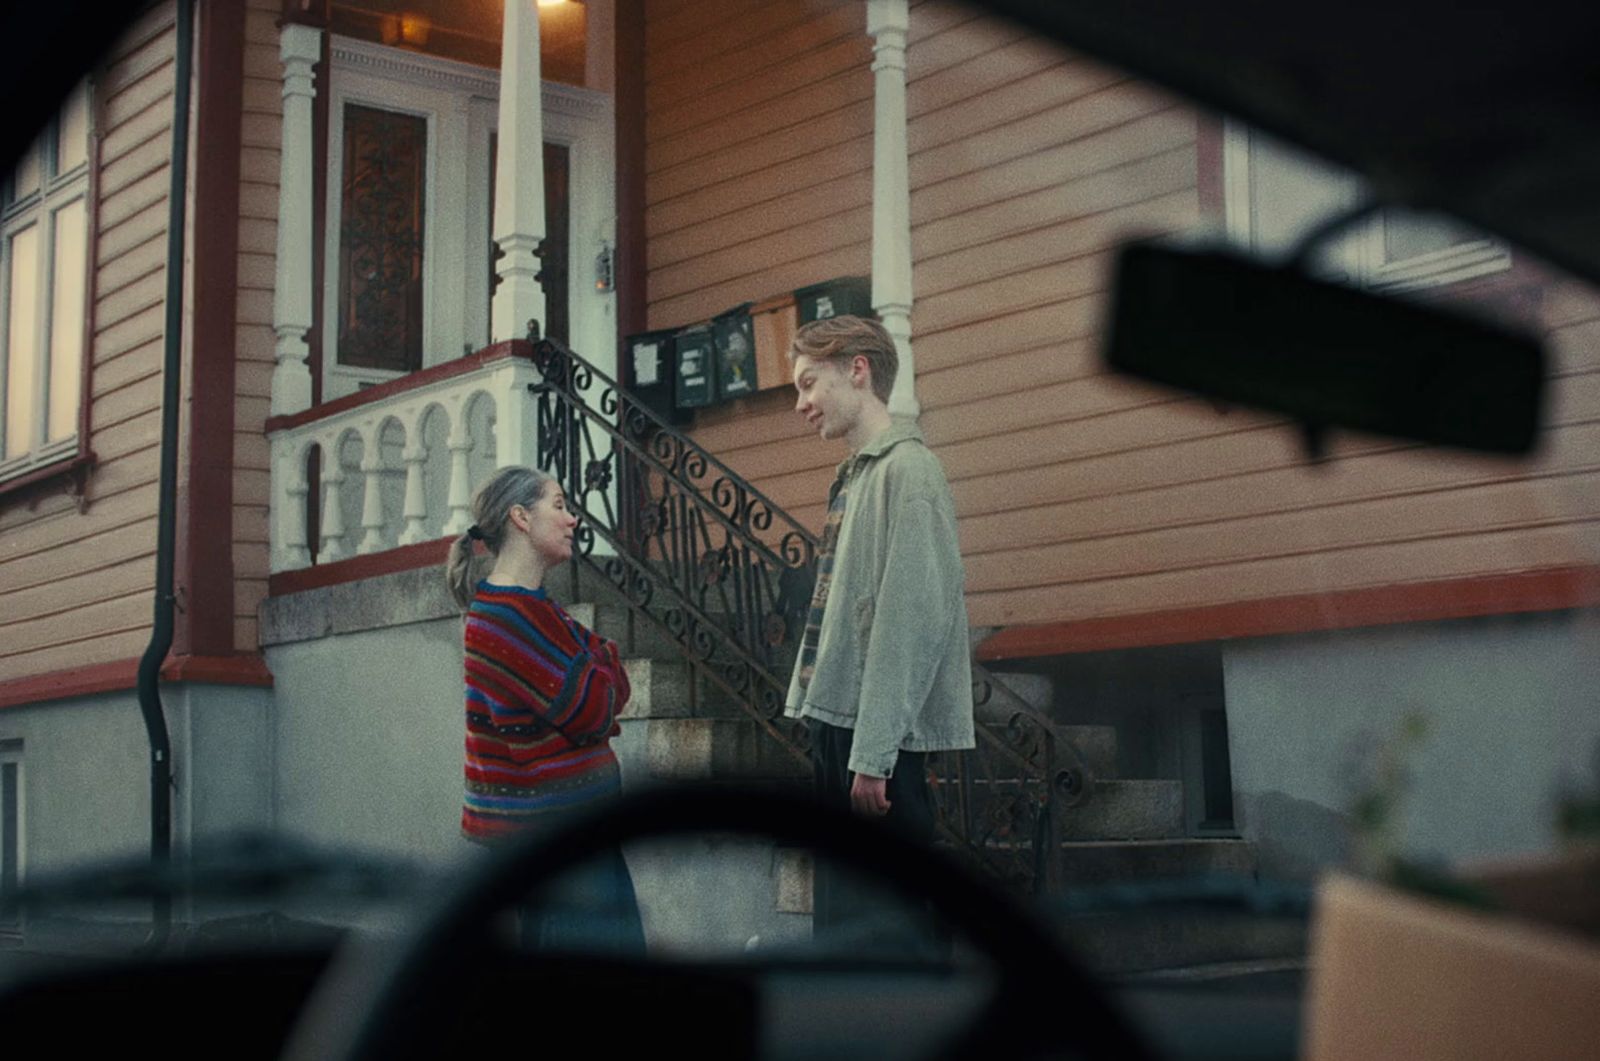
[135, 0, 194, 952]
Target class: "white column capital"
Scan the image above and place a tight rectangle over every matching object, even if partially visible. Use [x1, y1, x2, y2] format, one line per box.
[866, 0, 910, 38]
[868, 0, 909, 73]
[280, 22, 322, 75]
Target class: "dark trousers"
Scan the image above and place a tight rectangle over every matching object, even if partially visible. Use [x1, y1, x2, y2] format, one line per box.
[806, 719, 944, 956]
[518, 843, 646, 955]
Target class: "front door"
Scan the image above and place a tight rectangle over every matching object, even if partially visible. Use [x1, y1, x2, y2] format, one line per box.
[321, 37, 613, 401]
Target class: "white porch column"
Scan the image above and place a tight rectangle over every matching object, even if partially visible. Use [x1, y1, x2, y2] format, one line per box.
[272, 23, 321, 416]
[867, 0, 918, 418]
[491, 0, 547, 344]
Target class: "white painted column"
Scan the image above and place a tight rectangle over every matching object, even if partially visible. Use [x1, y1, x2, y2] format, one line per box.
[491, 0, 547, 344]
[867, 0, 917, 418]
[272, 23, 322, 416]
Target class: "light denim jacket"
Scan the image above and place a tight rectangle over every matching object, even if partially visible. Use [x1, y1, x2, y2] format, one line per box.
[785, 420, 976, 777]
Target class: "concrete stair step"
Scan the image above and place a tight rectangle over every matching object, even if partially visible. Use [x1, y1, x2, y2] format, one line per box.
[970, 723, 1117, 780]
[1064, 725, 1117, 779]
[619, 658, 694, 719]
[1062, 779, 1185, 841]
[1051, 906, 1307, 976]
[621, 657, 774, 720]
[644, 717, 811, 783]
[568, 602, 686, 661]
[1054, 838, 1257, 889]
[937, 778, 1184, 842]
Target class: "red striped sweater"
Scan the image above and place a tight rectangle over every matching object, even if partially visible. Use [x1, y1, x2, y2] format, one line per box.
[461, 582, 630, 842]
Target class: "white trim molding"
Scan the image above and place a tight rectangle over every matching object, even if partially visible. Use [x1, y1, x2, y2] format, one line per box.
[1222, 120, 1510, 293]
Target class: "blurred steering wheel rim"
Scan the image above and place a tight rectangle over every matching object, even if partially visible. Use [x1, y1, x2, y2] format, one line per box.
[280, 784, 1158, 1061]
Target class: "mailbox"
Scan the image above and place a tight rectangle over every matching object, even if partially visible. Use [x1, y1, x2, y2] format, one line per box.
[622, 328, 690, 426]
[794, 276, 872, 325]
[674, 322, 717, 409]
[713, 303, 758, 400]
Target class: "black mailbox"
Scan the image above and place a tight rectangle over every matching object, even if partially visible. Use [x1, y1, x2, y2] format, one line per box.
[794, 276, 872, 324]
[622, 328, 690, 426]
[713, 303, 758, 401]
[674, 322, 717, 409]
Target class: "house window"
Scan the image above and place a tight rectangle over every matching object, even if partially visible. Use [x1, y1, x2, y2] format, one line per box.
[1224, 122, 1509, 292]
[1, 740, 21, 935]
[338, 103, 428, 373]
[1, 80, 91, 479]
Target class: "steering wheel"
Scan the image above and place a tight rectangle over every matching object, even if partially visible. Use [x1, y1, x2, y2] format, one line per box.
[281, 786, 1157, 1061]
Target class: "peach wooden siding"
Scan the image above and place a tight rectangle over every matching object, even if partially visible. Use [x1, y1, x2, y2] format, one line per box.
[650, 0, 1600, 645]
[896, 2, 1600, 637]
[644, 0, 873, 514]
[232, 0, 282, 653]
[0, 6, 176, 683]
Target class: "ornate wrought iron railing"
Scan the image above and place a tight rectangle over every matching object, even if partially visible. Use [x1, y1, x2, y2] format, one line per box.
[527, 335, 1089, 890]
[529, 336, 815, 762]
[929, 669, 1092, 894]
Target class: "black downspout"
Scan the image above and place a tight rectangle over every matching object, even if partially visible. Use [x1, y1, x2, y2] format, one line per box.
[135, 0, 194, 952]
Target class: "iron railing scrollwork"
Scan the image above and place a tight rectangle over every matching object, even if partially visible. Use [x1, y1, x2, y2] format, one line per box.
[527, 336, 1091, 891]
[529, 337, 815, 762]
[929, 667, 1094, 893]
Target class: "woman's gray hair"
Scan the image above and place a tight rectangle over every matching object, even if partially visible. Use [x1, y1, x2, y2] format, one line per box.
[445, 466, 557, 609]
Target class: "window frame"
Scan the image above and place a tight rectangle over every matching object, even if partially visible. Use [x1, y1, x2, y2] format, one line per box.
[0, 78, 94, 495]
[1222, 120, 1511, 293]
[0, 740, 23, 939]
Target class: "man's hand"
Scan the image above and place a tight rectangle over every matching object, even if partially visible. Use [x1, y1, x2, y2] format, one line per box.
[849, 772, 891, 817]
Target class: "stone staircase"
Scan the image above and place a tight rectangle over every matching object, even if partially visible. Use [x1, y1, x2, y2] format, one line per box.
[973, 671, 1306, 978]
[553, 564, 1303, 977]
[560, 575, 808, 788]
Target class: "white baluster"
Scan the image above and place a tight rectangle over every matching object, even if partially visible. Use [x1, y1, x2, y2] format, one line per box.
[443, 412, 474, 536]
[357, 427, 387, 554]
[398, 432, 429, 545]
[319, 440, 348, 562]
[274, 450, 311, 571]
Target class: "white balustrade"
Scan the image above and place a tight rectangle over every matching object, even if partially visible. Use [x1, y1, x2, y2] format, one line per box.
[267, 352, 545, 573]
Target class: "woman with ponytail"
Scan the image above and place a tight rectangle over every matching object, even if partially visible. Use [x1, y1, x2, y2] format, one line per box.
[448, 465, 644, 952]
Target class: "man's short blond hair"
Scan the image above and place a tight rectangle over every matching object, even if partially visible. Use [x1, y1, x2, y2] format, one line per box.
[789, 315, 898, 404]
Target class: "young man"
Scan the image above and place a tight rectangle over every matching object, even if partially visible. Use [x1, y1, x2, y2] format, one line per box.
[784, 314, 975, 939]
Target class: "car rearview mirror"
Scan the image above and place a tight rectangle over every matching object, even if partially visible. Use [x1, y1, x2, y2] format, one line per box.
[1104, 241, 1546, 456]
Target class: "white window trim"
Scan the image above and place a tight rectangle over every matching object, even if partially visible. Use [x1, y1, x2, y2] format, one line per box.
[0, 86, 90, 484]
[1222, 120, 1510, 293]
[321, 38, 617, 402]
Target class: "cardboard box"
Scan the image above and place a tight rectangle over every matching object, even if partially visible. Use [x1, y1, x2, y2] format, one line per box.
[1304, 849, 1600, 1061]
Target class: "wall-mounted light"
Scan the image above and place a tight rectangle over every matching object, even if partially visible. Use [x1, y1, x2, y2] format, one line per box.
[595, 241, 614, 293]
[380, 11, 432, 48]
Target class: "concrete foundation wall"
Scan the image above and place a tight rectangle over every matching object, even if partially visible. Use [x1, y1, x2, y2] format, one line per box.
[260, 566, 807, 950]
[1223, 608, 1600, 880]
[0, 684, 275, 877]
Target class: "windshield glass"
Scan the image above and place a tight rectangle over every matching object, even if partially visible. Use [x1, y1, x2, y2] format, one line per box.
[2, 3, 1597, 1059]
